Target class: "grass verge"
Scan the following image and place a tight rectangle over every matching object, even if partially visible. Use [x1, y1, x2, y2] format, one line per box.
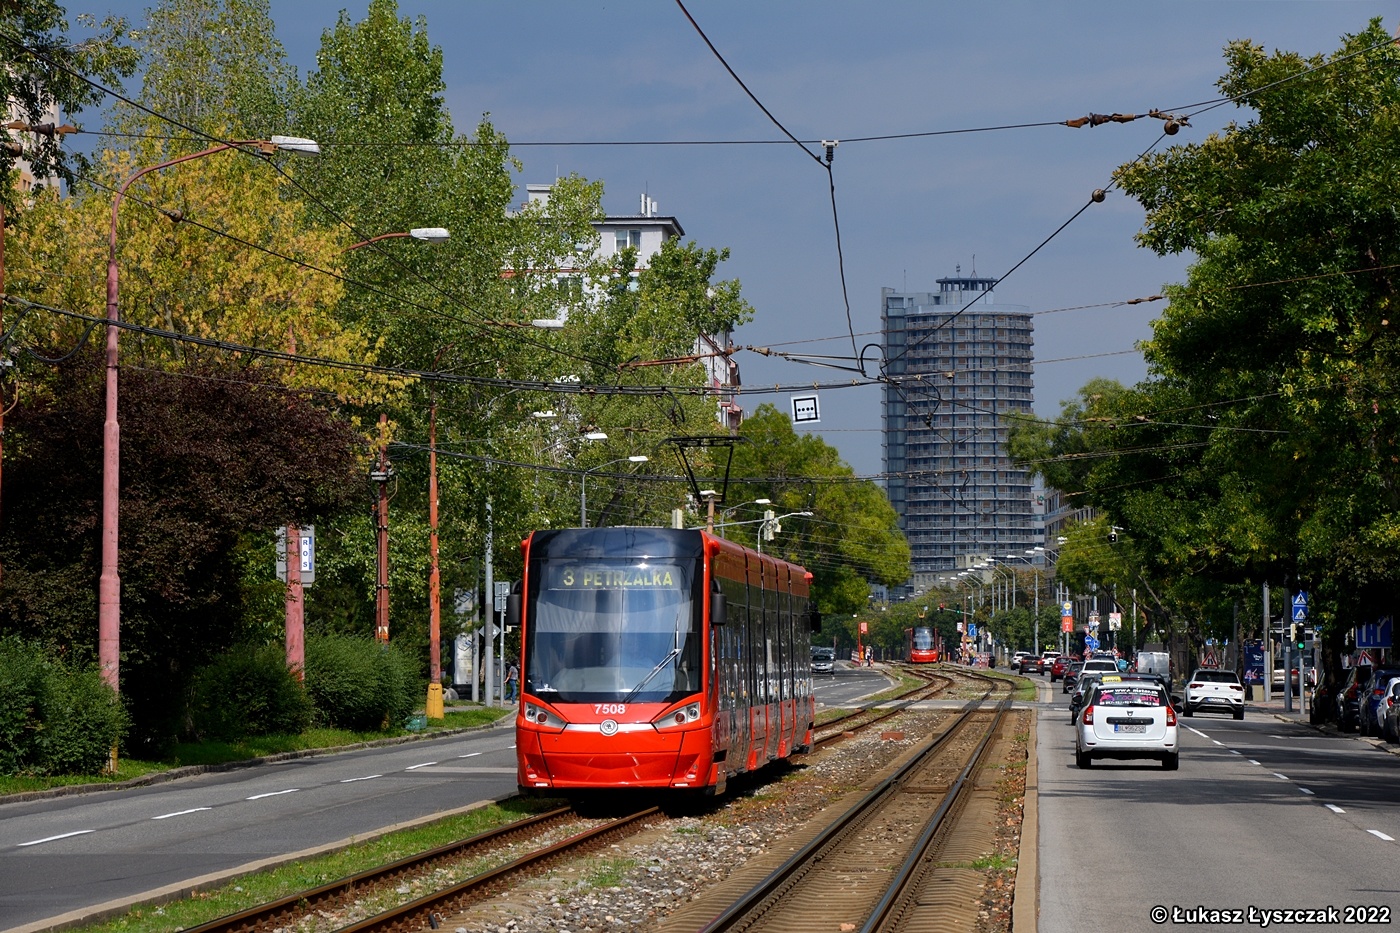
[0, 706, 512, 797]
[57, 796, 564, 933]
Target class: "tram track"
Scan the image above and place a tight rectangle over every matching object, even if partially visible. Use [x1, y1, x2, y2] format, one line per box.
[172, 666, 1018, 933]
[655, 671, 1016, 933]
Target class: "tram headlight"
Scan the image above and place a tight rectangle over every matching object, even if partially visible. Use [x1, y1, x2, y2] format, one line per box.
[523, 703, 569, 731]
[652, 702, 701, 731]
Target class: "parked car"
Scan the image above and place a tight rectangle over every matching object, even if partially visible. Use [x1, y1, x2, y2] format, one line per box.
[1309, 678, 1337, 725]
[1182, 669, 1245, 719]
[1357, 667, 1400, 737]
[1336, 665, 1375, 733]
[1381, 678, 1400, 742]
[1075, 679, 1179, 770]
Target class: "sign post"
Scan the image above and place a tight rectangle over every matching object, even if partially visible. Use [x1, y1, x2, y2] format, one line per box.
[1288, 591, 1309, 714]
[277, 526, 314, 680]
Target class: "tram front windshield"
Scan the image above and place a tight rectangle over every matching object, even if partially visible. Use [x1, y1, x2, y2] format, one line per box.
[525, 560, 700, 704]
[913, 627, 934, 651]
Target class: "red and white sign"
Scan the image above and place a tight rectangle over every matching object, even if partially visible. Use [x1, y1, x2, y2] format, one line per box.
[859, 621, 868, 634]
[1357, 650, 1375, 667]
[1061, 619, 1073, 633]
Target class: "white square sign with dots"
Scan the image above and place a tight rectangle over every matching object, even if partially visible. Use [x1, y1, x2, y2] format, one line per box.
[791, 394, 820, 424]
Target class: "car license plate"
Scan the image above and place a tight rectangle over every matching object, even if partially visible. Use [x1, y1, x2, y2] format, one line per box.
[1113, 723, 1146, 734]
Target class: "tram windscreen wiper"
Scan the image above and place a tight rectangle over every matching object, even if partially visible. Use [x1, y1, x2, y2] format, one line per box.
[622, 646, 681, 704]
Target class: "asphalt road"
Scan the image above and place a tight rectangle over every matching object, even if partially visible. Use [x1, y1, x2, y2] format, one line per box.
[1038, 699, 1400, 931]
[0, 724, 520, 931]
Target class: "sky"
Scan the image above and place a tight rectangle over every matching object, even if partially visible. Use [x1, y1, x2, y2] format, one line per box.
[65, 0, 1399, 477]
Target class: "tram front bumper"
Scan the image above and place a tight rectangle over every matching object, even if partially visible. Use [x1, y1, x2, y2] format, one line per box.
[518, 727, 711, 789]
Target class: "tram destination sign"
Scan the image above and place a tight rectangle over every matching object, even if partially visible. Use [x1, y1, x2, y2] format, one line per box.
[548, 564, 685, 590]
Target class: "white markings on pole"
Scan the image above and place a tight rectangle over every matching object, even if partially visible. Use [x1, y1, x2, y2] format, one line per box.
[1368, 830, 1395, 841]
[17, 830, 94, 847]
[1326, 804, 1346, 813]
[246, 789, 299, 800]
[405, 762, 437, 771]
[1299, 788, 1315, 795]
[340, 775, 381, 783]
[1272, 772, 1289, 781]
[457, 752, 483, 759]
[151, 807, 212, 820]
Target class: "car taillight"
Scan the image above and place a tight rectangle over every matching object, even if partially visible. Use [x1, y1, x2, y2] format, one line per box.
[1230, 684, 1243, 691]
[1374, 689, 1385, 697]
[1166, 705, 1177, 726]
[1082, 705, 1094, 725]
[1189, 682, 1203, 689]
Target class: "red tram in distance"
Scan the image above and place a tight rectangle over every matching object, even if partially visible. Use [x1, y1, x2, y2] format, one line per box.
[509, 526, 819, 797]
[907, 625, 942, 663]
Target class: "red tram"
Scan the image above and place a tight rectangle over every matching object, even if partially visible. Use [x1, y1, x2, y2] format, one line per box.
[907, 625, 941, 663]
[510, 526, 819, 796]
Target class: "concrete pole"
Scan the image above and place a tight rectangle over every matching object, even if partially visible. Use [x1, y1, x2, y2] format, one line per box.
[484, 496, 495, 707]
[285, 524, 304, 680]
[426, 401, 443, 718]
[374, 413, 390, 644]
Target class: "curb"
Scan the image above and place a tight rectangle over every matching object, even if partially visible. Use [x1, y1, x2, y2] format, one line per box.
[0, 712, 513, 807]
[1012, 706, 1038, 933]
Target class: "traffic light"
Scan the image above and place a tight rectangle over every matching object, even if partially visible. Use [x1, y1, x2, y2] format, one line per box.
[1295, 626, 1306, 651]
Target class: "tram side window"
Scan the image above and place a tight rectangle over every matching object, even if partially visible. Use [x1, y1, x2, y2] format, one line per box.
[747, 580, 763, 704]
[776, 586, 788, 702]
[720, 575, 745, 709]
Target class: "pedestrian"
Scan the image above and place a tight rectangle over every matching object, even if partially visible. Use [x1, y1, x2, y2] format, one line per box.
[505, 659, 519, 702]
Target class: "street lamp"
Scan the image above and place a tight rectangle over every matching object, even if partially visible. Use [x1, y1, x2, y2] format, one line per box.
[99, 136, 318, 727]
[580, 456, 648, 527]
[342, 227, 450, 251]
[757, 510, 813, 554]
[1004, 553, 1041, 657]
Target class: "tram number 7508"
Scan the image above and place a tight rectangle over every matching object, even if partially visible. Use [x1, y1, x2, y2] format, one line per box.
[595, 704, 627, 716]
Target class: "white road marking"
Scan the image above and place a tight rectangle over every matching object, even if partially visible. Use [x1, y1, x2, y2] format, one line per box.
[457, 752, 483, 759]
[246, 789, 299, 800]
[1326, 804, 1346, 814]
[1299, 788, 1315, 795]
[1230, 750, 1242, 755]
[1188, 728, 1210, 738]
[1368, 830, 1395, 841]
[18, 830, 94, 847]
[405, 762, 437, 771]
[151, 807, 211, 820]
[1272, 772, 1289, 781]
[340, 775, 381, 783]
[1249, 760, 1262, 766]
[1212, 740, 1225, 746]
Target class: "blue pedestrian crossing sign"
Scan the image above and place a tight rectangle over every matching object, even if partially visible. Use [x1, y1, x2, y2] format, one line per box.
[1293, 606, 1308, 623]
[1293, 591, 1309, 609]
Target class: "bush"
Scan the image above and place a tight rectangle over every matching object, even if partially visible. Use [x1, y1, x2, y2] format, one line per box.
[189, 644, 313, 741]
[305, 635, 420, 731]
[38, 668, 130, 775]
[0, 637, 48, 772]
[0, 637, 127, 776]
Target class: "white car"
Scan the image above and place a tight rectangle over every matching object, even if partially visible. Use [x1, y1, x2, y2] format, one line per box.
[1075, 680, 1179, 770]
[1182, 669, 1245, 720]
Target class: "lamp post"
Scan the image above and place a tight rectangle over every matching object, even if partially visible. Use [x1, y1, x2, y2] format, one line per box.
[341, 227, 450, 252]
[1004, 552, 1041, 657]
[580, 456, 648, 527]
[99, 136, 318, 724]
[757, 510, 813, 554]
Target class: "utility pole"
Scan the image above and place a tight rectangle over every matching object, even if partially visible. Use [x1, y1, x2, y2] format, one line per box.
[373, 413, 391, 643]
[426, 399, 443, 718]
[484, 496, 495, 707]
[284, 524, 304, 679]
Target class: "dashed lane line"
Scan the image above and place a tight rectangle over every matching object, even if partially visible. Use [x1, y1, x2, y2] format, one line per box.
[340, 775, 381, 783]
[151, 807, 212, 820]
[1326, 804, 1346, 813]
[17, 830, 94, 847]
[246, 789, 299, 800]
[404, 762, 438, 771]
[1368, 830, 1395, 841]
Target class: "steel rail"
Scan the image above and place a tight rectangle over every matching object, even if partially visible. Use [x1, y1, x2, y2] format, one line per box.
[182, 806, 576, 933]
[697, 681, 1008, 933]
[334, 807, 662, 933]
[862, 697, 1013, 932]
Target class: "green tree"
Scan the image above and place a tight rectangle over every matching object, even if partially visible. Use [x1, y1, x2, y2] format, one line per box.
[727, 404, 909, 616]
[0, 2, 137, 208]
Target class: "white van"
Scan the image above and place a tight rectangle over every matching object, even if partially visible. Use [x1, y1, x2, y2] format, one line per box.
[1135, 651, 1173, 687]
